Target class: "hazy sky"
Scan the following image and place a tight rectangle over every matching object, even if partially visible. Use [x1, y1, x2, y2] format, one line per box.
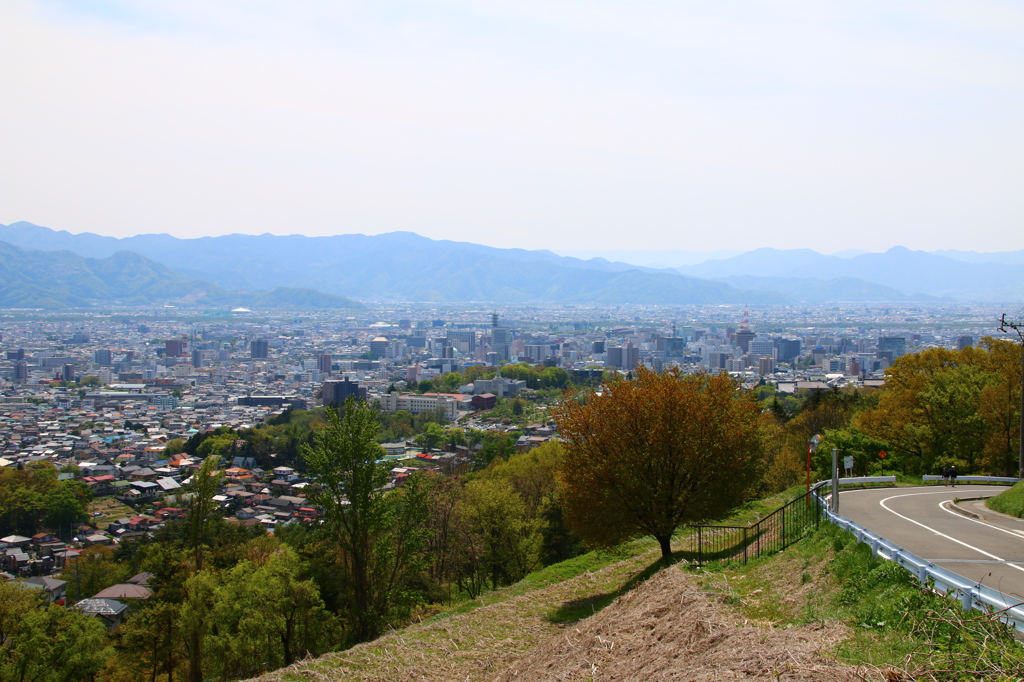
[2, 1, 1022, 253]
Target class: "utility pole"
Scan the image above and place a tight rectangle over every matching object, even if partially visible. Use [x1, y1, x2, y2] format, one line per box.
[998, 313, 1024, 479]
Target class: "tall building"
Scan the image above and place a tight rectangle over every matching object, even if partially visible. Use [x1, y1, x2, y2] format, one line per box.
[14, 361, 28, 384]
[445, 330, 477, 353]
[733, 331, 756, 354]
[93, 349, 113, 366]
[317, 353, 333, 375]
[777, 339, 802, 362]
[707, 351, 732, 370]
[165, 339, 186, 357]
[62, 364, 76, 382]
[369, 337, 391, 359]
[250, 339, 269, 359]
[878, 337, 906, 359]
[321, 378, 367, 405]
[191, 350, 204, 368]
[956, 335, 974, 350]
[606, 343, 640, 369]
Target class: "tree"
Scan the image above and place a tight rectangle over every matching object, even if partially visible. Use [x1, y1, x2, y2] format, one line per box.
[416, 422, 446, 451]
[184, 456, 223, 682]
[302, 400, 428, 643]
[45, 480, 92, 540]
[456, 479, 540, 591]
[0, 580, 110, 681]
[553, 366, 768, 563]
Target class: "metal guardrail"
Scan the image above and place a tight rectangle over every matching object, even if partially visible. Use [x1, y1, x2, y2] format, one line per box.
[921, 475, 1019, 484]
[812, 488, 1024, 635]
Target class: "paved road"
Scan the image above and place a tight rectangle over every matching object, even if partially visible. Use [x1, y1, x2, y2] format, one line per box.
[837, 485, 1024, 601]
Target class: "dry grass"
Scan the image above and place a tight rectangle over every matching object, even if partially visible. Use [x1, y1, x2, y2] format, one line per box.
[497, 567, 861, 681]
[252, 547, 664, 682]
[251, 544, 876, 682]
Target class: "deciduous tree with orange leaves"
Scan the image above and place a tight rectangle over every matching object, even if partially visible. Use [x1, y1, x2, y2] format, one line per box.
[553, 366, 769, 564]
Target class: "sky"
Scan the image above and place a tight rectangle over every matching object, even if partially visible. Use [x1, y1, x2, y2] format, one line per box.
[1, 0, 1022, 254]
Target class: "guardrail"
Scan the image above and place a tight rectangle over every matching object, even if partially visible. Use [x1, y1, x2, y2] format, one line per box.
[812, 488, 1024, 635]
[921, 475, 1019, 484]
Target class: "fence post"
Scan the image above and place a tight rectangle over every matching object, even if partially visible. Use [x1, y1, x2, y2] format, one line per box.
[698, 526, 703, 568]
[743, 526, 748, 564]
[781, 507, 786, 550]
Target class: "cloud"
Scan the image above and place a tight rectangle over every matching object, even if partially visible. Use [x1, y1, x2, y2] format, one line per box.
[1, 0, 1022, 252]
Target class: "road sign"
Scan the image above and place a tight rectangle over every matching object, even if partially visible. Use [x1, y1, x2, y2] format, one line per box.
[844, 456, 854, 469]
[879, 450, 888, 459]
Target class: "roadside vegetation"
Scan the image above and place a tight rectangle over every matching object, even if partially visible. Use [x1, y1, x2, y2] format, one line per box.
[986, 479, 1024, 518]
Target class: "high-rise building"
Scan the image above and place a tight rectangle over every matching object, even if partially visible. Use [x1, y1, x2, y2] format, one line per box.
[191, 350, 204, 368]
[606, 343, 640, 369]
[250, 339, 269, 359]
[445, 330, 477, 353]
[733, 331, 756, 354]
[707, 351, 732, 370]
[61, 364, 75, 382]
[956, 335, 974, 350]
[165, 339, 186, 357]
[878, 337, 906, 359]
[369, 337, 391, 359]
[321, 378, 367, 404]
[93, 349, 113, 366]
[777, 339, 802, 362]
[14, 361, 28, 384]
[317, 353, 333, 375]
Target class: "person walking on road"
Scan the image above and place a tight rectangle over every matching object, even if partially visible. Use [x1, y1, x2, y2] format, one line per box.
[942, 466, 950, 486]
[949, 465, 958, 488]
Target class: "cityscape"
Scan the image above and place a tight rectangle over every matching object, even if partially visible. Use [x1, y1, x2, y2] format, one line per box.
[2, 0, 1023, 680]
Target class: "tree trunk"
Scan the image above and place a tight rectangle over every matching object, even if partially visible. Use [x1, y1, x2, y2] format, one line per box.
[657, 535, 673, 564]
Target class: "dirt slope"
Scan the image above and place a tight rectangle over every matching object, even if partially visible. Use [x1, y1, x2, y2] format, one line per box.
[253, 556, 870, 682]
[497, 567, 860, 681]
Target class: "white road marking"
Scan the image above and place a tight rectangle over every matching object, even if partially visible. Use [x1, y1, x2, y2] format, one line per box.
[877, 491, 1024, 574]
[937, 500, 1024, 541]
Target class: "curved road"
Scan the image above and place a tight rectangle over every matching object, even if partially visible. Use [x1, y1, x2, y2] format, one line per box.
[837, 485, 1024, 601]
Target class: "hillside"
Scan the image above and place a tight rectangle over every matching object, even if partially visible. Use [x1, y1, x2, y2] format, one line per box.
[250, 541, 858, 682]
[0, 240, 363, 309]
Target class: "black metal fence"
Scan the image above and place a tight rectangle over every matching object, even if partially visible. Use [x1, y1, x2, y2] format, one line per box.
[678, 488, 823, 567]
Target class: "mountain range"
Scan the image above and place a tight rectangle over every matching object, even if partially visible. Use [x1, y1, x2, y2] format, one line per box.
[0, 240, 363, 310]
[0, 221, 1021, 308]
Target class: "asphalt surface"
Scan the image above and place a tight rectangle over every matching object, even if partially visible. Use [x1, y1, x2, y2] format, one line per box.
[837, 485, 1024, 601]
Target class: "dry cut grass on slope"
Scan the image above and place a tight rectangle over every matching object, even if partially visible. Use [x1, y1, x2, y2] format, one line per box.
[252, 547, 872, 682]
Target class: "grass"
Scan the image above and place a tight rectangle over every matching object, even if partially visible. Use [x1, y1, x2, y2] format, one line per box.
[694, 522, 1024, 679]
[985, 480, 1024, 518]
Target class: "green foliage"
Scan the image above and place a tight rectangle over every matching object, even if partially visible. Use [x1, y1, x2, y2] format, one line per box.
[987, 480, 1024, 518]
[0, 581, 111, 681]
[856, 340, 1022, 476]
[302, 400, 430, 643]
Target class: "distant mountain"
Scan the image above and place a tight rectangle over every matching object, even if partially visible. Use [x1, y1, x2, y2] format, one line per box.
[677, 247, 1024, 301]
[0, 240, 364, 309]
[4, 221, 1019, 303]
[710, 275, 938, 304]
[931, 249, 1024, 266]
[0, 223, 786, 305]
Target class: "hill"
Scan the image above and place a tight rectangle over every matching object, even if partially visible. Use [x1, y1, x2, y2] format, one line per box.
[0, 240, 363, 309]
[678, 246, 1024, 301]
